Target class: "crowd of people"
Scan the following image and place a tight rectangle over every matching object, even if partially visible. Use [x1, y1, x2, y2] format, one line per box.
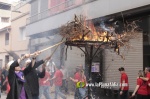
[0, 51, 150, 99]
[0, 51, 87, 99]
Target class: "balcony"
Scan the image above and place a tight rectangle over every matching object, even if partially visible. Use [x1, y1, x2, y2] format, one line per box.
[26, 0, 150, 36]
[0, 9, 11, 17]
[26, 0, 96, 24]
[12, 0, 31, 11]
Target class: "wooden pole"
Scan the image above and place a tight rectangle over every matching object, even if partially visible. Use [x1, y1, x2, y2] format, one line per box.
[40, 41, 64, 52]
[30, 41, 65, 56]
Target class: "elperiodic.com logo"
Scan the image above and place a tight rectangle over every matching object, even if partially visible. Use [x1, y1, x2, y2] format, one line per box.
[76, 81, 86, 88]
[76, 82, 128, 89]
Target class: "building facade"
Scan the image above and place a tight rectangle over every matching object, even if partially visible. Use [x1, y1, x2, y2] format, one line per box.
[10, 1, 30, 65]
[0, 26, 11, 68]
[0, 1, 30, 69]
[0, 1, 11, 29]
[13, 0, 150, 92]
[0, 1, 12, 69]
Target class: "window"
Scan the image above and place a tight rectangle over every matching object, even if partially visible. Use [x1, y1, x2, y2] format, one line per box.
[20, 27, 26, 40]
[1, 17, 9, 23]
[0, 4, 11, 10]
[50, 0, 66, 14]
[5, 55, 9, 64]
[30, 0, 39, 23]
[5, 33, 9, 45]
[41, 0, 48, 12]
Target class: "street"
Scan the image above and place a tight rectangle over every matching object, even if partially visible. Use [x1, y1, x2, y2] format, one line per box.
[0, 92, 115, 99]
[1, 93, 7, 99]
[0, 0, 150, 99]
[0, 92, 74, 99]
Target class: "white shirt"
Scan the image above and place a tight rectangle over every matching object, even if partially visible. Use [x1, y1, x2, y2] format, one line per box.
[60, 68, 68, 79]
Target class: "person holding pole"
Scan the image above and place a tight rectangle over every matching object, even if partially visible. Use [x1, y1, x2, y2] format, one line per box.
[6, 41, 63, 99]
[26, 41, 63, 99]
[6, 54, 32, 99]
[25, 51, 51, 99]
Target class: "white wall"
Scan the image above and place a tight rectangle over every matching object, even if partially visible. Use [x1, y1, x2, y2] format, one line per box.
[0, 9, 11, 29]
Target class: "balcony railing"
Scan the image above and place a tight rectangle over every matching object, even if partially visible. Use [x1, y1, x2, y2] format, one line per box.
[26, 0, 96, 25]
[12, 0, 31, 11]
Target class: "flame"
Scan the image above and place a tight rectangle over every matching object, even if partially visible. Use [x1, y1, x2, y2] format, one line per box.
[71, 20, 111, 42]
[70, 19, 116, 42]
[72, 31, 110, 42]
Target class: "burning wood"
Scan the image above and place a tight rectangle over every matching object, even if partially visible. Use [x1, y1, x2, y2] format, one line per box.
[60, 15, 141, 59]
[59, 15, 141, 99]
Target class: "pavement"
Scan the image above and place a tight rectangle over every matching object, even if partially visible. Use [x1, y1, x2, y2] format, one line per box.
[0, 92, 74, 99]
[1, 93, 7, 99]
[0, 90, 116, 99]
[0, 93, 116, 99]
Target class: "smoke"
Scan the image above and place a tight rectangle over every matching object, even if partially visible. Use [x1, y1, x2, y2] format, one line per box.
[100, 21, 115, 34]
[100, 21, 110, 32]
[100, 20, 124, 34]
[4, 49, 20, 60]
[28, 29, 64, 68]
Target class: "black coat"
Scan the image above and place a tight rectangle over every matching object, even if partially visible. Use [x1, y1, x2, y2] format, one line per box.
[7, 60, 32, 99]
[1, 69, 8, 91]
[25, 60, 45, 96]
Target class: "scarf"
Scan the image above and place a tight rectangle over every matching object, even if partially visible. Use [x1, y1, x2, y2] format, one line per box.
[15, 71, 25, 83]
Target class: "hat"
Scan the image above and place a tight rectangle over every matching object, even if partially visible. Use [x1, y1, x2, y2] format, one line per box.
[6, 60, 14, 70]
[6, 60, 19, 71]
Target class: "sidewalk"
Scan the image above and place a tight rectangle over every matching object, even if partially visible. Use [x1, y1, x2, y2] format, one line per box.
[1, 93, 7, 99]
[0, 93, 74, 99]
[0, 91, 116, 99]
[41, 92, 74, 99]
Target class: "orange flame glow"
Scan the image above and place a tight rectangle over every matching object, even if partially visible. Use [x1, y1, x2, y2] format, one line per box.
[72, 21, 110, 42]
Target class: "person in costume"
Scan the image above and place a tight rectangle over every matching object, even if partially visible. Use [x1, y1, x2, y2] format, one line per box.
[6, 54, 32, 99]
[25, 51, 51, 99]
